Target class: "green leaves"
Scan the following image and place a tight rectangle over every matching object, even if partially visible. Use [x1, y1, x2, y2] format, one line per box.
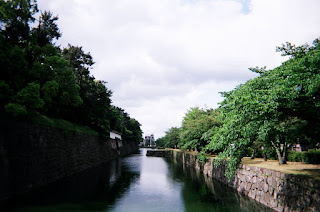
[41, 80, 59, 105]
[0, 1, 143, 142]
[207, 37, 320, 178]
[179, 107, 220, 151]
[32, 11, 61, 47]
[16, 82, 44, 110]
[4, 103, 27, 117]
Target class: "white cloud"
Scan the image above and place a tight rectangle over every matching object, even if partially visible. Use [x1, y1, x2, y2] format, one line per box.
[37, 0, 320, 138]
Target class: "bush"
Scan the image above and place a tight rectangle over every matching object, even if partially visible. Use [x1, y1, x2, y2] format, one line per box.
[197, 152, 207, 163]
[288, 149, 320, 164]
[287, 151, 303, 162]
[266, 148, 278, 160]
[5, 103, 27, 117]
[253, 147, 277, 160]
[302, 149, 320, 164]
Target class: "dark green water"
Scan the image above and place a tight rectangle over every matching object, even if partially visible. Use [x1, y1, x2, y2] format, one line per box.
[6, 149, 272, 212]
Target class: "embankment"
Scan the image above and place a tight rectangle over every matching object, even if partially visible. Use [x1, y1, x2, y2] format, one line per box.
[149, 150, 320, 212]
[0, 120, 138, 201]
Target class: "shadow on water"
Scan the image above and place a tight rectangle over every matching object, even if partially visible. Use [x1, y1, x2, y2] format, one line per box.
[5, 149, 273, 212]
[166, 159, 273, 212]
[5, 151, 142, 212]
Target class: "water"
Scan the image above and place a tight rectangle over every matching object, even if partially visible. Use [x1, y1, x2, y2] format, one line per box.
[6, 149, 272, 212]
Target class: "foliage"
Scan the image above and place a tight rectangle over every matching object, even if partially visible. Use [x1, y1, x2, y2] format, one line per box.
[156, 107, 220, 150]
[197, 152, 207, 163]
[254, 147, 277, 160]
[155, 137, 166, 147]
[29, 112, 99, 136]
[0, 0, 143, 142]
[287, 151, 303, 162]
[302, 150, 320, 164]
[4, 103, 27, 117]
[160, 37, 320, 180]
[156, 127, 181, 148]
[288, 150, 320, 164]
[179, 107, 220, 151]
[206, 37, 320, 179]
[32, 11, 61, 47]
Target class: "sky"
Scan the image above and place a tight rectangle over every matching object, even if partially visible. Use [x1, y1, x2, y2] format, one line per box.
[36, 0, 320, 139]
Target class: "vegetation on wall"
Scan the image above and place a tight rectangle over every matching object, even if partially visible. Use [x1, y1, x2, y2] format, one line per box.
[157, 37, 320, 179]
[0, 0, 143, 143]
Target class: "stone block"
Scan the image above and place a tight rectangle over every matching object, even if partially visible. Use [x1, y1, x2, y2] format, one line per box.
[245, 182, 252, 191]
[263, 183, 269, 193]
[252, 176, 257, 184]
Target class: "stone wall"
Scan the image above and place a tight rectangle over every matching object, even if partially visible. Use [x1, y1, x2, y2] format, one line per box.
[165, 150, 320, 212]
[0, 120, 138, 201]
[146, 150, 167, 157]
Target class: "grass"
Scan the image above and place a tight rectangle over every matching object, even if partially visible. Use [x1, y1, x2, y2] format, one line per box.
[241, 157, 320, 180]
[29, 112, 99, 136]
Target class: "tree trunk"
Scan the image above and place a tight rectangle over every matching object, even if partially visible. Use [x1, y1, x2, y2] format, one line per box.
[271, 140, 286, 164]
[261, 146, 267, 161]
[251, 147, 256, 159]
[276, 148, 285, 164]
[263, 153, 267, 161]
[282, 142, 287, 164]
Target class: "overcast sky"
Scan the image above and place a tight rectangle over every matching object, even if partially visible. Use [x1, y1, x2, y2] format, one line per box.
[37, 0, 320, 138]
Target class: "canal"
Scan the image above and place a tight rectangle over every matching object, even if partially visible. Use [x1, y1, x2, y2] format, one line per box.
[7, 149, 272, 212]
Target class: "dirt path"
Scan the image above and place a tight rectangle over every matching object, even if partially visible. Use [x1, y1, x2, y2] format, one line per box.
[241, 157, 320, 180]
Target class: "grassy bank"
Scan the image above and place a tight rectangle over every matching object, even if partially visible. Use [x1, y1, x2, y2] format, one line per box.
[28, 113, 99, 136]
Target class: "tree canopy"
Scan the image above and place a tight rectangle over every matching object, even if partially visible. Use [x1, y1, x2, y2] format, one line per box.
[156, 38, 320, 179]
[0, 0, 143, 144]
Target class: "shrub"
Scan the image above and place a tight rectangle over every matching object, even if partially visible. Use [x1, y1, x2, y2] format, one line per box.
[5, 103, 27, 117]
[287, 151, 303, 162]
[302, 149, 320, 164]
[198, 152, 207, 163]
[253, 147, 277, 160]
[288, 149, 320, 164]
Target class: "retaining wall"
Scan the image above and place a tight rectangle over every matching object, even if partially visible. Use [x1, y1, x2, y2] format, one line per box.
[164, 150, 320, 212]
[0, 120, 138, 201]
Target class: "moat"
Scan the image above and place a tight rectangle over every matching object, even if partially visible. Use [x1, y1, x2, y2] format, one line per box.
[6, 149, 272, 212]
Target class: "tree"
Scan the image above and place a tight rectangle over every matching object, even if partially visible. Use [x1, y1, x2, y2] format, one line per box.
[179, 107, 220, 151]
[0, 0, 38, 47]
[164, 127, 181, 148]
[1, 1, 82, 118]
[62, 44, 94, 86]
[32, 10, 61, 47]
[62, 45, 113, 135]
[124, 118, 143, 144]
[0, 0, 143, 141]
[155, 137, 166, 147]
[206, 38, 320, 179]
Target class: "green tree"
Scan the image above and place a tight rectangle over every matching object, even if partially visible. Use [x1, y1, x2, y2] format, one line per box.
[61, 45, 113, 135]
[207, 38, 320, 179]
[155, 137, 166, 147]
[158, 127, 181, 148]
[0, 0, 38, 47]
[179, 107, 219, 151]
[0, 0, 143, 141]
[32, 11, 61, 47]
[1, 1, 82, 119]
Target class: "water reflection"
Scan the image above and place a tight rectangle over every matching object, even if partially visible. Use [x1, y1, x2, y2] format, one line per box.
[6, 149, 272, 212]
[109, 150, 184, 212]
[167, 159, 273, 212]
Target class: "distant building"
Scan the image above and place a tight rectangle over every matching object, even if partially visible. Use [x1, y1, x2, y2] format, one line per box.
[110, 130, 122, 140]
[144, 134, 155, 147]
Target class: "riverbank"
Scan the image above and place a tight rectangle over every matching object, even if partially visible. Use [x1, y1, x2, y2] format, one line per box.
[0, 120, 138, 202]
[147, 149, 320, 211]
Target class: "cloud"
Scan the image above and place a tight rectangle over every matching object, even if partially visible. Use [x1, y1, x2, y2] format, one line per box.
[37, 0, 320, 138]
